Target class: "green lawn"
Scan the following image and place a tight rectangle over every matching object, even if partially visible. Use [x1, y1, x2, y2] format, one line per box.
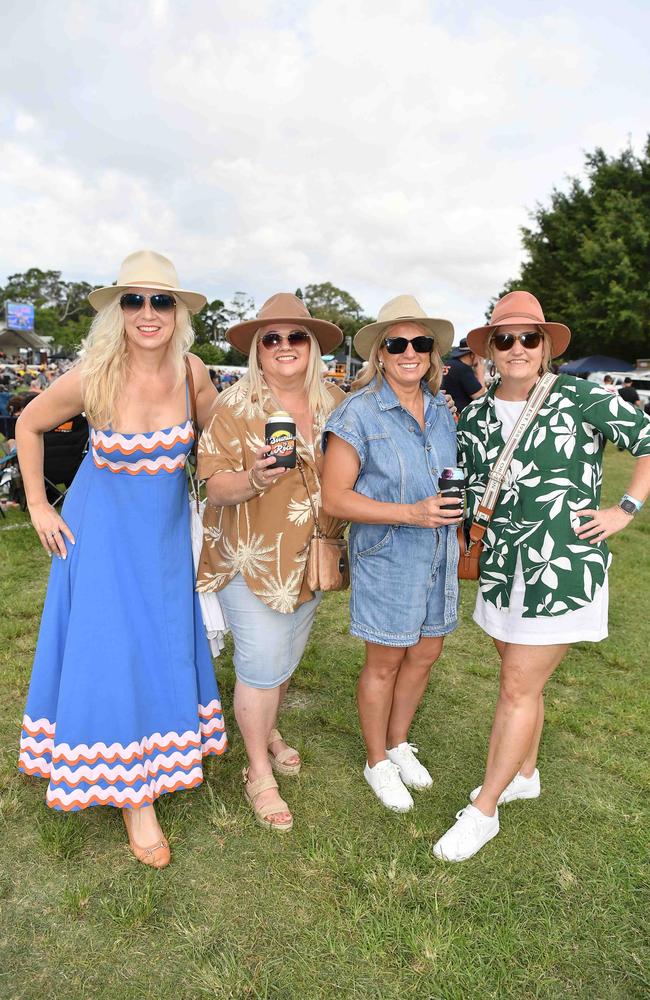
[0, 449, 648, 1000]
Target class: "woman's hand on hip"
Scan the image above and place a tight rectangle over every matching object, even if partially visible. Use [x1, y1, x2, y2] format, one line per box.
[574, 506, 633, 544]
[406, 495, 463, 528]
[29, 501, 76, 558]
[249, 446, 288, 491]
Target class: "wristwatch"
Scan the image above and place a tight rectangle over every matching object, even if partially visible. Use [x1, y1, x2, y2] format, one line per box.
[618, 494, 644, 516]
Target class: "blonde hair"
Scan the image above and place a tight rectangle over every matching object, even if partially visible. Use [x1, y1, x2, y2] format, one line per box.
[244, 328, 337, 421]
[79, 294, 194, 428]
[486, 326, 552, 374]
[352, 323, 443, 394]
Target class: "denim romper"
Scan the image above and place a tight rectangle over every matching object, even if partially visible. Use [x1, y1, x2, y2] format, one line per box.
[323, 377, 459, 646]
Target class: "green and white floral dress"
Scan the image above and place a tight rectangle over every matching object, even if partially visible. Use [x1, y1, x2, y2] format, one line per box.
[457, 375, 650, 644]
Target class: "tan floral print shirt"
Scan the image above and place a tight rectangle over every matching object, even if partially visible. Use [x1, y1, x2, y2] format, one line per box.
[196, 378, 346, 613]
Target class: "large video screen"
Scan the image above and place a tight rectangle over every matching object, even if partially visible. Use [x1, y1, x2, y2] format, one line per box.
[6, 301, 35, 331]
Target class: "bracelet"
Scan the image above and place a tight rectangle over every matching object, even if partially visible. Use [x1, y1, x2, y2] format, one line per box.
[248, 468, 265, 494]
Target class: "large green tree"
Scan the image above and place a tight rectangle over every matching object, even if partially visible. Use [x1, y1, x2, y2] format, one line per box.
[1, 268, 96, 353]
[302, 282, 373, 346]
[494, 139, 650, 361]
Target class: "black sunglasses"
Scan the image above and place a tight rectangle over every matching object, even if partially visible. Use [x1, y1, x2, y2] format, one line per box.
[492, 331, 542, 352]
[120, 293, 177, 314]
[382, 335, 434, 355]
[260, 330, 311, 350]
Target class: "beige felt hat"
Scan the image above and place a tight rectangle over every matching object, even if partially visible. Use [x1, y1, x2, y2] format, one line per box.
[467, 290, 571, 358]
[227, 292, 343, 355]
[88, 250, 207, 314]
[354, 295, 454, 361]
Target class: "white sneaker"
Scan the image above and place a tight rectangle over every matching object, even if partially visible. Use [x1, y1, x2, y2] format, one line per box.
[432, 804, 499, 862]
[364, 759, 414, 812]
[469, 769, 541, 806]
[387, 743, 433, 790]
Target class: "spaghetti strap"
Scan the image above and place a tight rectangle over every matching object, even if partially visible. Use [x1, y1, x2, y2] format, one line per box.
[185, 376, 191, 421]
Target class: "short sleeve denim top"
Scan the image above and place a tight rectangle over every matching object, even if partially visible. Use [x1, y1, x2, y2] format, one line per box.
[323, 376, 459, 624]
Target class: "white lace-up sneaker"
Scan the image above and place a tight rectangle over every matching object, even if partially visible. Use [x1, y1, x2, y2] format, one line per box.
[432, 804, 499, 862]
[386, 743, 433, 789]
[363, 759, 414, 812]
[469, 769, 541, 806]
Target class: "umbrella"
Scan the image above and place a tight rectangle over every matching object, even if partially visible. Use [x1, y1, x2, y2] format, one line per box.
[559, 355, 634, 375]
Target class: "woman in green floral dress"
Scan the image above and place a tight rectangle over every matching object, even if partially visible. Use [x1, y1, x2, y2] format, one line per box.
[434, 291, 650, 862]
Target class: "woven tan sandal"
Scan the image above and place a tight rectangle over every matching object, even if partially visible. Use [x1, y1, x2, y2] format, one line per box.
[242, 768, 294, 832]
[122, 808, 171, 869]
[267, 727, 301, 776]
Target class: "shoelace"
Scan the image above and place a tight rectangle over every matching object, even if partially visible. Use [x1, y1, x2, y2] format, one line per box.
[377, 761, 402, 789]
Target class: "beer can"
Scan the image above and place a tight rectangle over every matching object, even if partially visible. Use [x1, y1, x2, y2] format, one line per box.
[264, 411, 297, 469]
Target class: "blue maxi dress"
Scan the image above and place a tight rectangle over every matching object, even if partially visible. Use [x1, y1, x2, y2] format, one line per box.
[18, 405, 227, 811]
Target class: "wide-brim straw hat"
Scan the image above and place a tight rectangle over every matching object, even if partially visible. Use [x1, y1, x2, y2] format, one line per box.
[467, 290, 571, 359]
[227, 292, 343, 355]
[88, 250, 207, 314]
[354, 295, 454, 361]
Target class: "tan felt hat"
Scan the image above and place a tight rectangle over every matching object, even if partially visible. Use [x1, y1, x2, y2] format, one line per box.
[227, 292, 343, 355]
[354, 295, 454, 361]
[466, 290, 571, 358]
[88, 250, 207, 314]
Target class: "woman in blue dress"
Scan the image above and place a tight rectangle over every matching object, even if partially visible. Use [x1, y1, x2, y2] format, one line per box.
[322, 296, 462, 813]
[16, 251, 227, 868]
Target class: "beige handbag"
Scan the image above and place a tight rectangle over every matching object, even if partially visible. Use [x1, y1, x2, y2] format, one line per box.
[296, 456, 350, 592]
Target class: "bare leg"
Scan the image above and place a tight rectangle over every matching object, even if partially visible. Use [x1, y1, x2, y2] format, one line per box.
[234, 678, 290, 825]
[386, 636, 444, 747]
[521, 695, 544, 777]
[269, 677, 299, 766]
[358, 642, 406, 767]
[125, 803, 164, 844]
[473, 642, 570, 816]
[487, 640, 545, 779]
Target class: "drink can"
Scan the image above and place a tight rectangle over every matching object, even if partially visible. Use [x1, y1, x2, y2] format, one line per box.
[438, 466, 466, 513]
[264, 411, 297, 469]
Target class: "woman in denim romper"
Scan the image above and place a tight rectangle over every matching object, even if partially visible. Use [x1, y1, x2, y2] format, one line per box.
[322, 296, 461, 812]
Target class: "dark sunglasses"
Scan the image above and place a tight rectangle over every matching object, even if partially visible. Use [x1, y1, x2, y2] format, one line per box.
[492, 331, 542, 352]
[382, 335, 434, 355]
[260, 330, 311, 350]
[120, 293, 177, 313]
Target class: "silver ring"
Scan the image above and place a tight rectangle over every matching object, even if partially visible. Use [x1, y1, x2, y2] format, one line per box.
[49, 532, 57, 538]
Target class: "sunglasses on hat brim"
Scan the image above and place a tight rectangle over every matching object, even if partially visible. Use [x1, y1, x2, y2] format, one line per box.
[120, 293, 177, 314]
[382, 335, 435, 355]
[491, 331, 542, 352]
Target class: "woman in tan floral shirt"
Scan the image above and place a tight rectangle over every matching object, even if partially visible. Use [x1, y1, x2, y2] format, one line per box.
[197, 293, 344, 832]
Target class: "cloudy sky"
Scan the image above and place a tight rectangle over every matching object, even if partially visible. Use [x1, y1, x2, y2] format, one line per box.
[2, 0, 649, 339]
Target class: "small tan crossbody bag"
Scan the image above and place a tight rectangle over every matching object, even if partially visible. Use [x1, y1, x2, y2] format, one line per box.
[296, 455, 350, 593]
[458, 372, 558, 580]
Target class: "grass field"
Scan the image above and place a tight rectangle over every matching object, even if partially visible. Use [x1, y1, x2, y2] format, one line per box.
[0, 448, 649, 1000]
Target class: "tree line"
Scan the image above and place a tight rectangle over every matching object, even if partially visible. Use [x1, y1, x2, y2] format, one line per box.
[3, 137, 649, 364]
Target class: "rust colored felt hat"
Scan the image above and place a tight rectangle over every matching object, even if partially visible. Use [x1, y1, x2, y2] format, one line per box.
[466, 291, 571, 359]
[226, 293, 343, 355]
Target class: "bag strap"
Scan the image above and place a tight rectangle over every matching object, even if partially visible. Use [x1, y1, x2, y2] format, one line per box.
[296, 454, 323, 538]
[469, 372, 557, 547]
[184, 356, 198, 461]
[184, 356, 200, 512]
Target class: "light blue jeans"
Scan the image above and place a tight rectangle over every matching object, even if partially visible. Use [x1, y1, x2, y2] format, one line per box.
[218, 574, 323, 689]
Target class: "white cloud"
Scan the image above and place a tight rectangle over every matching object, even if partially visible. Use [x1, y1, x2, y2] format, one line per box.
[1, 0, 648, 337]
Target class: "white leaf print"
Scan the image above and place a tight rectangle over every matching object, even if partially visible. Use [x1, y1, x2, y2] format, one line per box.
[541, 565, 558, 589]
[583, 564, 592, 600]
[541, 532, 554, 561]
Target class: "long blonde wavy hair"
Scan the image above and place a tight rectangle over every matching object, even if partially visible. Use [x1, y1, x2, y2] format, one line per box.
[352, 322, 443, 394]
[79, 294, 194, 428]
[242, 327, 337, 422]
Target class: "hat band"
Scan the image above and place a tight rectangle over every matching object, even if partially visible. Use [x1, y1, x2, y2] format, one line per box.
[492, 310, 545, 324]
[123, 280, 176, 289]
